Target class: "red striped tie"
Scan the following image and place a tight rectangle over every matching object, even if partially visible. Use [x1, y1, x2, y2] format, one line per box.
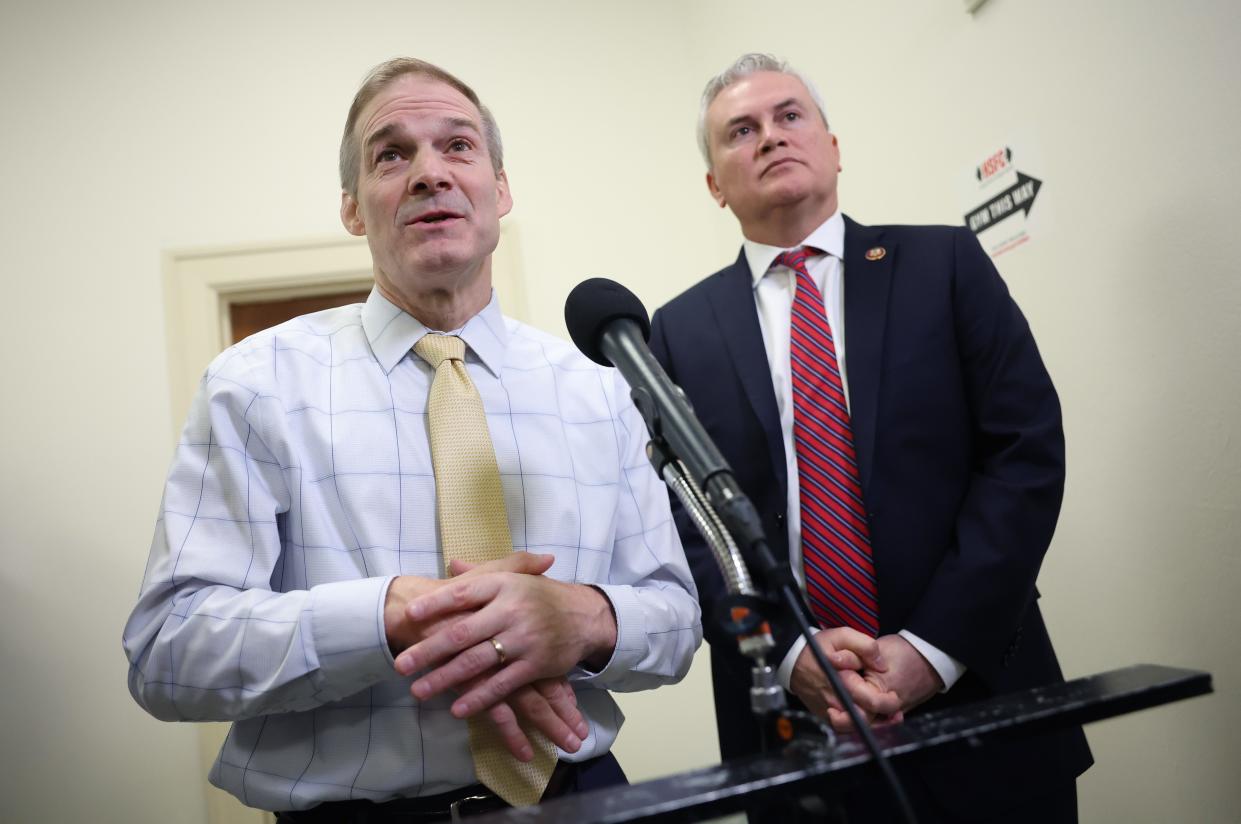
[777, 246, 880, 636]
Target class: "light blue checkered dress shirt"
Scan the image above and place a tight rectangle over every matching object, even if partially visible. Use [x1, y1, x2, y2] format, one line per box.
[123, 288, 702, 811]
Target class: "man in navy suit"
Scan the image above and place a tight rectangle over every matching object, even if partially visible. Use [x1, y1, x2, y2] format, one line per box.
[649, 54, 1092, 822]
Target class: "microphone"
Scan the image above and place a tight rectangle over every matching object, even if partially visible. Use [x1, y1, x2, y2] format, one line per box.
[564, 278, 750, 524]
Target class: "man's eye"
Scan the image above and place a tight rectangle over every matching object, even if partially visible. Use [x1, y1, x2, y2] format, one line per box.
[731, 126, 752, 140]
[448, 139, 473, 152]
[377, 149, 401, 163]
[783, 111, 801, 122]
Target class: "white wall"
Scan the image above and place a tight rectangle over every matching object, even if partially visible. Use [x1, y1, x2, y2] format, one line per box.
[0, 1, 1236, 821]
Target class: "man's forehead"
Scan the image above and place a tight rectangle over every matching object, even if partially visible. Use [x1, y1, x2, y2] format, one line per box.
[709, 71, 813, 121]
[359, 74, 483, 139]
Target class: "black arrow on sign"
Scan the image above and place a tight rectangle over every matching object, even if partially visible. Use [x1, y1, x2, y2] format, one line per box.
[964, 171, 1042, 235]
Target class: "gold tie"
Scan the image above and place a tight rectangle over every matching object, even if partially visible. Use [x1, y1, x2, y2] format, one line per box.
[413, 334, 557, 807]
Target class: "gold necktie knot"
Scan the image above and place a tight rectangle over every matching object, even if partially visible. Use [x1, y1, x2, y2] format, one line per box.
[414, 334, 466, 369]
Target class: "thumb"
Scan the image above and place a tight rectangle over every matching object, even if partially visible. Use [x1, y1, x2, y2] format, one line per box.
[512, 552, 555, 574]
[827, 649, 864, 670]
[452, 552, 554, 578]
[820, 627, 888, 672]
[447, 559, 477, 576]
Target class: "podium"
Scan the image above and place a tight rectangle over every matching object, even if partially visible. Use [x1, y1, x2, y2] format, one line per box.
[469, 664, 1211, 823]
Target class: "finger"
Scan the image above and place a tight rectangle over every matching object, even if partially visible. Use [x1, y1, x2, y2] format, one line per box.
[484, 700, 534, 762]
[827, 649, 864, 670]
[857, 672, 904, 717]
[821, 627, 886, 672]
[535, 679, 588, 740]
[451, 660, 540, 718]
[405, 576, 500, 623]
[408, 638, 503, 699]
[509, 686, 581, 753]
[457, 553, 555, 579]
[871, 710, 905, 728]
[447, 558, 477, 576]
[857, 675, 903, 717]
[826, 706, 873, 733]
[396, 608, 504, 675]
[387, 613, 456, 665]
[835, 670, 902, 717]
[538, 677, 579, 709]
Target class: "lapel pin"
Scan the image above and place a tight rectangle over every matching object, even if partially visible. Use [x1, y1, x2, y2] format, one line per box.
[865, 246, 887, 261]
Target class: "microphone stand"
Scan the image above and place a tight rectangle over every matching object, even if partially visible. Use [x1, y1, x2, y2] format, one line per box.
[646, 438, 832, 751]
[631, 386, 917, 824]
[563, 284, 917, 822]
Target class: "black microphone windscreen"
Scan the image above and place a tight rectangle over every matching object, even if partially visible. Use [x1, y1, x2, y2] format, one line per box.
[564, 278, 652, 366]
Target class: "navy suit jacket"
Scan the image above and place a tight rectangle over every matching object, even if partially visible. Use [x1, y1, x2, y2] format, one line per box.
[649, 216, 1091, 815]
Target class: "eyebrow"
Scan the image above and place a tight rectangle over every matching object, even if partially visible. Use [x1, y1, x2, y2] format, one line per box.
[771, 97, 801, 112]
[363, 123, 402, 155]
[723, 98, 802, 130]
[363, 117, 483, 154]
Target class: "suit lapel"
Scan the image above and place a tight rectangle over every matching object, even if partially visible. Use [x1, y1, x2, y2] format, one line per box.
[706, 252, 787, 499]
[842, 215, 893, 496]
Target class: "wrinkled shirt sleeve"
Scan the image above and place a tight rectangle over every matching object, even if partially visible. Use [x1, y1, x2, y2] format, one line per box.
[122, 350, 396, 722]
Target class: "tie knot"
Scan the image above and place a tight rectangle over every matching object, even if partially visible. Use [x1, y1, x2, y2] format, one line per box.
[414, 334, 466, 369]
[773, 246, 822, 278]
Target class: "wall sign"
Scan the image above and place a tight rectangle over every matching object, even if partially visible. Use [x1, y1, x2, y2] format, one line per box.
[962, 144, 1045, 258]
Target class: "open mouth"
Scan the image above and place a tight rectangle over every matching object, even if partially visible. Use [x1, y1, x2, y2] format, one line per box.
[408, 210, 463, 226]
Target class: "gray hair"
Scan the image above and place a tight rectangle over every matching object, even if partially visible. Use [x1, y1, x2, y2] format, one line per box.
[339, 57, 504, 197]
[696, 53, 829, 169]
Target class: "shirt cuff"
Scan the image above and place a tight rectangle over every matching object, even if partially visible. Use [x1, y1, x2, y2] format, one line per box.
[309, 575, 399, 688]
[568, 583, 634, 684]
[899, 629, 966, 692]
[776, 629, 817, 690]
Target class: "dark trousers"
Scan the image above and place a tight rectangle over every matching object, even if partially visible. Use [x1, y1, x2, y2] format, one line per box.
[275, 753, 626, 823]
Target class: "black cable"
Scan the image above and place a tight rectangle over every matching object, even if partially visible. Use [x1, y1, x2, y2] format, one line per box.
[707, 487, 919, 822]
[776, 583, 918, 824]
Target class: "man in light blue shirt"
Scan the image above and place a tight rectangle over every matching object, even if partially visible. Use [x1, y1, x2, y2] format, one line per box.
[123, 57, 701, 820]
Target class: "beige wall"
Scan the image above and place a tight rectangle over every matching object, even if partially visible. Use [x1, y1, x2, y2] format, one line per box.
[0, 1, 1236, 821]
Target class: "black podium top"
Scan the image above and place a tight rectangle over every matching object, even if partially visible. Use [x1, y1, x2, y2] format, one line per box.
[468, 664, 1211, 824]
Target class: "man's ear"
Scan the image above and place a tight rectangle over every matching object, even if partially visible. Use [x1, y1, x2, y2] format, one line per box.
[341, 191, 366, 236]
[495, 170, 513, 218]
[706, 172, 727, 209]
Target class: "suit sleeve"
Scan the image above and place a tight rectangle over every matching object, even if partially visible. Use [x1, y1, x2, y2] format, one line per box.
[903, 228, 1065, 685]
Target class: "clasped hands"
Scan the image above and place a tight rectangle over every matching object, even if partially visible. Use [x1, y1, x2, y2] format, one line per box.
[791, 628, 944, 731]
[383, 553, 616, 762]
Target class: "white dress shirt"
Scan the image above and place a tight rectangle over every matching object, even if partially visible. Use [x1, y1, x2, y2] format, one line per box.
[123, 288, 701, 811]
[741, 211, 965, 693]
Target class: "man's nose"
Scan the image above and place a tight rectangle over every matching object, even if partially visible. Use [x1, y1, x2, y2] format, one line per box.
[408, 153, 452, 194]
[758, 123, 787, 154]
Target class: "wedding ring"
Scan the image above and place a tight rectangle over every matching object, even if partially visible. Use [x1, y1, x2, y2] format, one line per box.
[489, 637, 507, 665]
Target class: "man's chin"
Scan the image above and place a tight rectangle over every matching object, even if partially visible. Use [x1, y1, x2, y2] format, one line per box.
[391, 247, 490, 286]
[402, 240, 474, 273]
[762, 187, 813, 210]
[762, 177, 834, 207]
